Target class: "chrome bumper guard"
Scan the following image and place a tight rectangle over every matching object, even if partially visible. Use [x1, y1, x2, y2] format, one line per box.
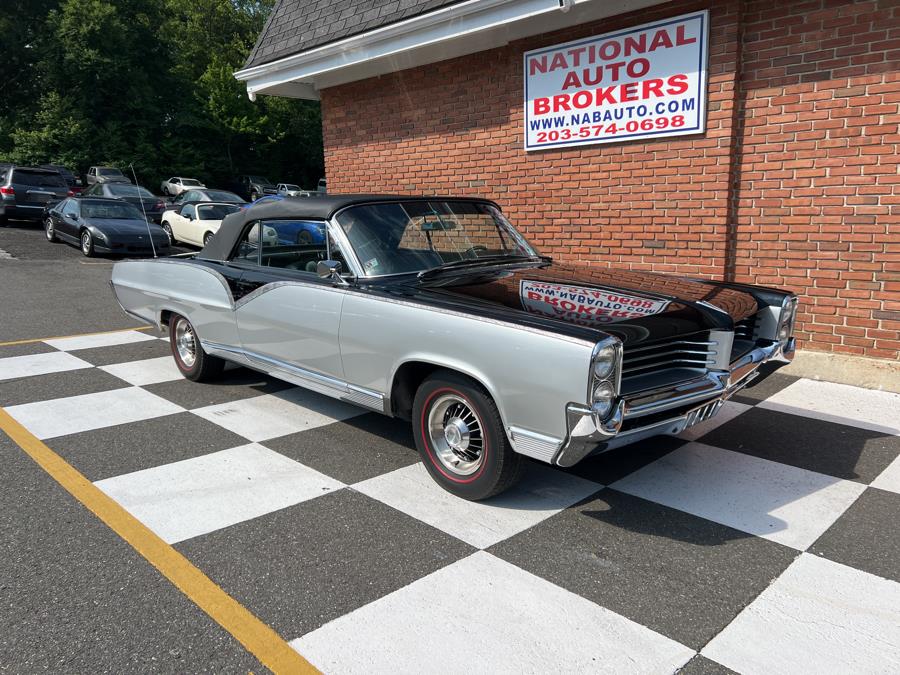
[554, 337, 795, 467]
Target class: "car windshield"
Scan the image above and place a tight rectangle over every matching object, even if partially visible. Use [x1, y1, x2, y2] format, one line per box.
[99, 168, 124, 177]
[282, 184, 300, 191]
[197, 204, 240, 220]
[249, 176, 271, 184]
[108, 184, 154, 198]
[335, 201, 538, 276]
[182, 179, 202, 186]
[81, 201, 144, 219]
[205, 190, 243, 202]
[12, 170, 67, 187]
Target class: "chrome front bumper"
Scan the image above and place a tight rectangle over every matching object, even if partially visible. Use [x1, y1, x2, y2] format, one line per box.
[553, 337, 796, 467]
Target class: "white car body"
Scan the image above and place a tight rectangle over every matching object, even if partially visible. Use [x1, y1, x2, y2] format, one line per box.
[161, 202, 241, 247]
[161, 176, 206, 196]
[276, 183, 309, 197]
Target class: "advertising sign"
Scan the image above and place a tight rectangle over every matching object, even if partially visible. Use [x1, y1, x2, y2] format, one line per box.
[520, 280, 670, 327]
[523, 10, 708, 151]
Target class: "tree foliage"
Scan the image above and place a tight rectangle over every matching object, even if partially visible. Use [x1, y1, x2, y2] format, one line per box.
[0, 0, 324, 190]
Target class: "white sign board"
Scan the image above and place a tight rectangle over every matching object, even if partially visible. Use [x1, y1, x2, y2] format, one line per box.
[520, 280, 670, 327]
[523, 10, 708, 151]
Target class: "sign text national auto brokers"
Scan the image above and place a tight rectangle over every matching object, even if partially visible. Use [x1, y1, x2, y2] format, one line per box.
[523, 11, 708, 151]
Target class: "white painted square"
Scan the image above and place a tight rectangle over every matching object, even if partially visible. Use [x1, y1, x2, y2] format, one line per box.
[871, 455, 900, 495]
[95, 444, 344, 543]
[100, 356, 182, 386]
[678, 400, 752, 442]
[612, 442, 865, 550]
[44, 329, 157, 351]
[191, 388, 361, 442]
[0, 351, 92, 382]
[760, 379, 900, 435]
[293, 551, 694, 673]
[703, 553, 900, 674]
[5, 387, 183, 439]
[354, 463, 600, 549]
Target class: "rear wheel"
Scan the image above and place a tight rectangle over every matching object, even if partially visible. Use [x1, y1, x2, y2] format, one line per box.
[80, 229, 94, 257]
[169, 314, 224, 382]
[44, 217, 57, 242]
[412, 370, 524, 500]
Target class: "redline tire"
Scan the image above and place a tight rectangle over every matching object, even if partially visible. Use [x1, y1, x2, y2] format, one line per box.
[169, 314, 224, 382]
[412, 370, 524, 500]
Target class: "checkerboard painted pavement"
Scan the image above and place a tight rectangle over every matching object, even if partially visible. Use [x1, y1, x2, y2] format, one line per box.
[3, 329, 900, 673]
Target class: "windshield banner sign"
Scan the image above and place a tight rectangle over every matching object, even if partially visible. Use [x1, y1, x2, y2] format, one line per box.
[523, 10, 708, 151]
[520, 280, 670, 326]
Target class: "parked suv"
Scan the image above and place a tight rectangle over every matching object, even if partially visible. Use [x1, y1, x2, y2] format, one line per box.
[40, 165, 84, 195]
[231, 174, 277, 201]
[0, 166, 70, 225]
[86, 166, 131, 186]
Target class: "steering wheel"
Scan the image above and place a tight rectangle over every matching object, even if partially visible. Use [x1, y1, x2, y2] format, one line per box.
[463, 245, 488, 259]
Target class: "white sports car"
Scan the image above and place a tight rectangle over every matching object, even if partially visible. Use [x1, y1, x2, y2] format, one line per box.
[161, 202, 276, 248]
[160, 176, 206, 197]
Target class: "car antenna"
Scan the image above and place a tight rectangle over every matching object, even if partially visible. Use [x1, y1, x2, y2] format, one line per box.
[129, 163, 158, 259]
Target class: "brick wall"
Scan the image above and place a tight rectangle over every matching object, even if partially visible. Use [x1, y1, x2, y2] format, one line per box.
[320, 0, 900, 361]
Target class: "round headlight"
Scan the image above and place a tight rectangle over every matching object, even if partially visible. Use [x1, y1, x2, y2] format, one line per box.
[592, 345, 617, 380]
[592, 381, 616, 417]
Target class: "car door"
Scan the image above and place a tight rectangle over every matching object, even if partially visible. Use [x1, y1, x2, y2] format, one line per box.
[228, 218, 347, 382]
[175, 204, 199, 245]
[57, 199, 81, 239]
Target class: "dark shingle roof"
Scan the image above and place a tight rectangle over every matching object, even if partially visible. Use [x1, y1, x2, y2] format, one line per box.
[244, 0, 464, 69]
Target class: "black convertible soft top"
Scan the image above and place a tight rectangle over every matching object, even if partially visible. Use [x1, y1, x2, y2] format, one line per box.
[198, 194, 499, 262]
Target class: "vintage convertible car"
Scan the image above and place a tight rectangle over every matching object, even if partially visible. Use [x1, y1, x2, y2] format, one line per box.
[110, 196, 797, 500]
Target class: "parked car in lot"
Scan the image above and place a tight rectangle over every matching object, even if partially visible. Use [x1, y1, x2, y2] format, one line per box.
[276, 183, 309, 197]
[160, 176, 206, 197]
[45, 196, 169, 257]
[231, 174, 277, 201]
[86, 166, 130, 186]
[110, 196, 797, 500]
[0, 166, 70, 224]
[40, 165, 84, 195]
[161, 202, 243, 247]
[163, 188, 245, 211]
[317, 177, 327, 193]
[83, 182, 167, 222]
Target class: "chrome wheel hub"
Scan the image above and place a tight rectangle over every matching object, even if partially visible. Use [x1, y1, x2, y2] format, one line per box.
[174, 320, 196, 368]
[427, 394, 484, 476]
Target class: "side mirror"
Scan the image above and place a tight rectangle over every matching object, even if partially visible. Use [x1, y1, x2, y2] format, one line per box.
[185, 213, 194, 221]
[65, 212, 78, 220]
[317, 260, 349, 286]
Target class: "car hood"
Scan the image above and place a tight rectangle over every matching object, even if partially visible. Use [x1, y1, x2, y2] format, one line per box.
[403, 261, 759, 346]
[85, 218, 166, 236]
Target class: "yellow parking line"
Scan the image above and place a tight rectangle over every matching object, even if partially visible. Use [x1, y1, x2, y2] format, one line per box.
[0, 326, 153, 348]
[0, 408, 318, 674]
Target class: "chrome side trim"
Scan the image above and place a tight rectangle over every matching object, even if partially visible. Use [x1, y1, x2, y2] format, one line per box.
[508, 427, 562, 463]
[199, 339, 385, 412]
[233, 279, 348, 310]
[117, 258, 593, 348]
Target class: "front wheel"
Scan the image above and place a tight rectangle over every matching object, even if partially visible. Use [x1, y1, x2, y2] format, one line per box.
[202, 231, 213, 246]
[169, 314, 224, 382]
[45, 217, 57, 242]
[412, 370, 524, 500]
[161, 221, 175, 244]
[80, 229, 94, 257]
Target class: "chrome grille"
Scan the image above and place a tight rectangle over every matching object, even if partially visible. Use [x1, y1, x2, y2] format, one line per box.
[621, 334, 716, 377]
[734, 314, 757, 341]
[684, 399, 724, 428]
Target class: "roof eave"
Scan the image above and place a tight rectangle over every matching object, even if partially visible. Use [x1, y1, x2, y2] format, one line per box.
[234, 0, 666, 101]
